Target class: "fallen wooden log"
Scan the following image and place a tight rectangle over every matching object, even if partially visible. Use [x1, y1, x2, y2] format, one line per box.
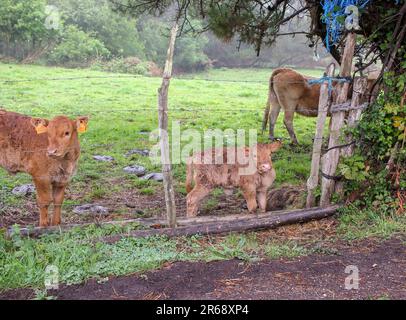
[102, 206, 340, 244]
[152, 206, 326, 226]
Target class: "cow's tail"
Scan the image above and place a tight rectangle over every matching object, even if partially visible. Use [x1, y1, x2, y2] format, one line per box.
[262, 72, 278, 133]
[185, 158, 194, 194]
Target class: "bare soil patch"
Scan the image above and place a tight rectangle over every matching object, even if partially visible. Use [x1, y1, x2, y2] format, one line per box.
[1, 237, 405, 300]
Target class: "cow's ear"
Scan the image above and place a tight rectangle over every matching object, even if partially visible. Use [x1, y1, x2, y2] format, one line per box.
[31, 118, 49, 134]
[268, 141, 282, 153]
[76, 116, 89, 133]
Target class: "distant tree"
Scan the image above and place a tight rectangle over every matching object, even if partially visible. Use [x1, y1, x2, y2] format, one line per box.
[110, 0, 406, 78]
[50, 0, 145, 57]
[136, 17, 210, 71]
[0, 0, 58, 60]
[47, 25, 110, 67]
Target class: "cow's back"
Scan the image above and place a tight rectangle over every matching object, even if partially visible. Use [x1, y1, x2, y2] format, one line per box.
[190, 147, 257, 188]
[0, 109, 48, 174]
[271, 69, 321, 116]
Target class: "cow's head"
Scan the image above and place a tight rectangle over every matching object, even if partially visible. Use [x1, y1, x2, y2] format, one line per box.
[31, 116, 89, 158]
[248, 141, 282, 174]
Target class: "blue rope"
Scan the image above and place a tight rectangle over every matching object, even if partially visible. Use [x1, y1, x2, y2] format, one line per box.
[308, 76, 352, 93]
[321, 0, 371, 52]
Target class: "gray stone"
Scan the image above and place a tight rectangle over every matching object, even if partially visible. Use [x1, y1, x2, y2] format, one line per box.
[73, 204, 109, 216]
[141, 172, 164, 182]
[93, 155, 114, 162]
[125, 149, 150, 157]
[123, 165, 146, 176]
[12, 184, 36, 196]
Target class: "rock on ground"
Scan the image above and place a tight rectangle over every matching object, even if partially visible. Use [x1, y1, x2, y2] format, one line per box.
[93, 155, 114, 162]
[123, 165, 147, 176]
[141, 173, 163, 182]
[12, 184, 36, 196]
[125, 149, 150, 157]
[73, 204, 109, 216]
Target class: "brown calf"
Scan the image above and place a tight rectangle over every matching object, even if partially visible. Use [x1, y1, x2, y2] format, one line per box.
[186, 142, 282, 217]
[0, 109, 89, 227]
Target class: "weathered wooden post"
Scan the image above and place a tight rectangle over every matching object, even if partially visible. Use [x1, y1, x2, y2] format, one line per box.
[334, 77, 368, 194]
[341, 77, 368, 157]
[320, 32, 356, 207]
[158, 23, 178, 227]
[306, 63, 336, 208]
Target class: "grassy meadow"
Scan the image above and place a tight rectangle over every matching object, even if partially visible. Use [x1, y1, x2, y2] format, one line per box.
[0, 63, 404, 292]
[0, 64, 323, 221]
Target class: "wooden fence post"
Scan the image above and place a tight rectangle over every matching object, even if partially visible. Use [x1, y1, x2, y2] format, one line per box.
[341, 77, 368, 157]
[306, 63, 336, 208]
[158, 22, 178, 227]
[334, 77, 368, 193]
[320, 32, 356, 207]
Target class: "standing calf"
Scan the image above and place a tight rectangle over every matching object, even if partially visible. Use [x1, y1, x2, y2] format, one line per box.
[0, 109, 89, 227]
[185, 142, 282, 217]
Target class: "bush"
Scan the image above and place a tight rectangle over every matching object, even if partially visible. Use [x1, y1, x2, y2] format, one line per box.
[343, 71, 406, 215]
[47, 26, 110, 67]
[90, 57, 162, 76]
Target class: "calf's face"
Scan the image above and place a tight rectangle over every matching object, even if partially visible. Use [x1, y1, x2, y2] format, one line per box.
[31, 116, 89, 158]
[254, 142, 282, 174]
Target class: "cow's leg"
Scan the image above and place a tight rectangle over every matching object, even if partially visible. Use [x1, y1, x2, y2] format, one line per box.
[186, 184, 211, 217]
[269, 103, 281, 141]
[33, 177, 52, 227]
[241, 186, 257, 213]
[257, 188, 268, 213]
[283, 110, 299, 145]
[52, 183, 66, 226]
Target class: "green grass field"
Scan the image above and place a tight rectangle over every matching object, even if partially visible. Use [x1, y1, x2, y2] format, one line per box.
[0, 63, 404, 292]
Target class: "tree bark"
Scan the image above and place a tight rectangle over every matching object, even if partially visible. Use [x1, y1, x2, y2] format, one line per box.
[158, 22, 178, 227]
[307, 63, 336, 208]
[320, 32, 356, 207]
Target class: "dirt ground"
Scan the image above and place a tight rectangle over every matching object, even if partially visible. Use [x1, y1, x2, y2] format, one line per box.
[0, 184, 304, 228]
[2, 236, 405, 300]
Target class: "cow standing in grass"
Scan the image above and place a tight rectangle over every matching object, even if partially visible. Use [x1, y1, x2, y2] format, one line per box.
[0, 109, 89, 227]
[262, 68, 377, 144]
[262, 68, 329, 145]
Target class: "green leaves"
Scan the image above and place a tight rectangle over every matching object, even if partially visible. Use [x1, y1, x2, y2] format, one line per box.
[338, 155, 369, 182]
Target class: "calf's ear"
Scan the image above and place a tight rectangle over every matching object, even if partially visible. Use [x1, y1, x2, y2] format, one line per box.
[76, 116, 89, 133]
[268, 141, 282, 153]
[31, 118, 49, 134]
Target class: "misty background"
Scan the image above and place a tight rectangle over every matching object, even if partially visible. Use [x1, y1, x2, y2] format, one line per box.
[0, 0, 333, 75]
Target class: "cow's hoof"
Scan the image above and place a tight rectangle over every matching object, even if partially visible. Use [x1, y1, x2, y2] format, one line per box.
[186, 211, 198, 218]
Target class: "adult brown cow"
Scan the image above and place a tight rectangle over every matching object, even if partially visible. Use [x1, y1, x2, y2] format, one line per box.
[0, 109, 89, 227]
[262, 68, 330, 145]
[262, 68, 376, 144]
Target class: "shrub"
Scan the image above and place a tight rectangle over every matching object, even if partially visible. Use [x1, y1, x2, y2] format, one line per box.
[91, 57, 162, 76]
[47, 26, 110, 67]
[343, 71, 406, 215]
